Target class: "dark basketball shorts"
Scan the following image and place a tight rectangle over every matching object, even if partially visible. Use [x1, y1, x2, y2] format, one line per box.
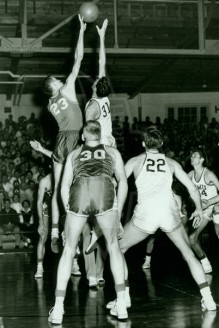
[52, 130, 80, 165]
[67, 176, 116, 216]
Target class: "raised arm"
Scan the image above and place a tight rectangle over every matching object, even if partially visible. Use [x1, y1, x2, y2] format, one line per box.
[97, 19, 108, 78]
[62, 14, 87, 99]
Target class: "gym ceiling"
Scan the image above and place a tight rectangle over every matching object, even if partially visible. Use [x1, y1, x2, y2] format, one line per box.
[1, 0, 219, 105]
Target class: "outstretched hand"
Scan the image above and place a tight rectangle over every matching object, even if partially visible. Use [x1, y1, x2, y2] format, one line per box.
[96, 18, 108, 38]
[189, 209, 203, 228]
[78, 14, 87, 32]
[30, 140, 43, 152]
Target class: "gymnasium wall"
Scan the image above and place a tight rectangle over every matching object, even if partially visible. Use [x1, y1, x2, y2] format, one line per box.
[1, 92, 219, 124]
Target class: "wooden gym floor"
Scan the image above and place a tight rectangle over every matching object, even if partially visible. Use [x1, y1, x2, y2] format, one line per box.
[0, 227, 219, 328]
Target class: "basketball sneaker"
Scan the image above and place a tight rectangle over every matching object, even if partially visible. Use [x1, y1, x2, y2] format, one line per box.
[51, 228, 60, 254]
[71, 259, 81, 276]
[98, 278, 105, 287]
[200, 258, 212, 274]
[35, 264, 43, 279]
[48, 305, 64, 325]
[142, 257, 151, 269]
[88, 276, 98, 288]
[106, 289, 131, 309]
[110, 298, 128, 320]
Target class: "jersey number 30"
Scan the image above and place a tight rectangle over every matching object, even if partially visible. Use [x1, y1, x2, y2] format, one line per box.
[146, 158, 165, 172]
[80, 149, 106, 161]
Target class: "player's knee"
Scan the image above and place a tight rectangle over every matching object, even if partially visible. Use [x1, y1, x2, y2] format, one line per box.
[62, 244, 75, 258]
[40, 233, 48, 243]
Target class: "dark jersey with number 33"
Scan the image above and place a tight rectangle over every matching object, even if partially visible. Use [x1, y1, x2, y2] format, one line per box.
[73, 144, 114, 180]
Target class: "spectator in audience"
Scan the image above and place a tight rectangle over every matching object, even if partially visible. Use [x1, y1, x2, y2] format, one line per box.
[24, 180, 36, 205]
[0, 198, 21, 248]
[20, 199, 34, 247]
[10, 194, 23, 214]
[1, 174, 13, 199]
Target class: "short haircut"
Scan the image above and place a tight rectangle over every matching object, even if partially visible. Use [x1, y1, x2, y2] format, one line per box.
[192, 148, 208, 165]
[142, 127, 163, 149]
[83, 120, 101, 141]
[96, 77, 110, 97]
[42, 75, 54, 96]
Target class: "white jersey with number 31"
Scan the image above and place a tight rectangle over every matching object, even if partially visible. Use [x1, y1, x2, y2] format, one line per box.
[86, 96, 115, 146]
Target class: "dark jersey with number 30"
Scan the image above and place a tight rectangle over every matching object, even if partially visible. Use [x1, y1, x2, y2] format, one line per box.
[73, 144, 114, 180]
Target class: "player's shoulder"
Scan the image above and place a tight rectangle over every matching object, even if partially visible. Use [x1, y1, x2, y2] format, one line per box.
[204, 167, 217, 178]
[166, 156, 182, 169]
[126, 153, 145, 166]
[104, 145, 120, 156]
[188, 169, 194, 177]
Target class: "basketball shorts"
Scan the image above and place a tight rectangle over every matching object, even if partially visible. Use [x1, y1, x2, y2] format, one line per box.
[68, 176, 116, 216]
[53, 130, 80, 165]
[131, 195, 182, 234]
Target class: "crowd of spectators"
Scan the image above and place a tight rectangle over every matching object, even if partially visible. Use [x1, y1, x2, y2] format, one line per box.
[0, 113, 52, 249]
[0, 111, 219, 250]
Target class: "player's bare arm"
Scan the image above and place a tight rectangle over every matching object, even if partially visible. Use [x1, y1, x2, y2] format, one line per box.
[62, 14, 87, 101]
[168, 158, 203, 228]
[205, 169, 219, 190]
[85, 100, 100, 121]
[202, 169, 219, 209]
[107, 147, 128, 219]
[97, 18, 108, 79]
[30, 140, 53, 158]
[125, 154, 145, 179]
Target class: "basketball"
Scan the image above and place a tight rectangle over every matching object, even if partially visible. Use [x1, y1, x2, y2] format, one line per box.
[79, 2, 99, 23]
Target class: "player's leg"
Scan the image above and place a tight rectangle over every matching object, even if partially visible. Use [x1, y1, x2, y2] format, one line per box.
[166, 225, 216, 311]
[189, 218, 212, 273]
[96, 243, 105, 286]
[213, 204, 219, 238]
[96, 210, 128, 319]
[142, 235, 155, 269]
[105, 219, 149, 311]
[82, 222, 98, 287]
[48, 212, 87, 324]
[85, 220, 103, 254]
[35, 214, 49, 278]
[51, 161, 63, 253]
